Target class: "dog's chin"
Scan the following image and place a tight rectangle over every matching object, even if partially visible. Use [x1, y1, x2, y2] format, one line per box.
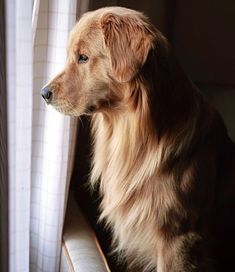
[50, 102, 85, 117]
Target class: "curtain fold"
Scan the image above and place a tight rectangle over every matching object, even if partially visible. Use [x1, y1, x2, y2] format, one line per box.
[0, 0, 8, 271]
[30, 1, 78, 270]
[5, 0, 80, 271]
[6, 0, 33, 271]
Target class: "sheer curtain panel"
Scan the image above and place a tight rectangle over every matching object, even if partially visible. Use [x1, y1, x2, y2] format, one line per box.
[5, 0, 78, 271]
[6, 0, 33, 271]
[0, 0, 8, 271]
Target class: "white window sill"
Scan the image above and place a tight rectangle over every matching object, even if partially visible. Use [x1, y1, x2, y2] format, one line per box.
[60, 192, 110, 272]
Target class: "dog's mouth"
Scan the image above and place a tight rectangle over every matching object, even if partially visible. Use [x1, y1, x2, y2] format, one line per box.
[49, 100, 80, 116]
[49, 99, 97, 117]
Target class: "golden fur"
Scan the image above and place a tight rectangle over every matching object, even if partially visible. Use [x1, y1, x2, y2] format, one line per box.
[42, 7, 235, 271]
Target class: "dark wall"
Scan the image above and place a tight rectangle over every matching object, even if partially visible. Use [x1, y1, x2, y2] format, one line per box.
[171, 0, 235, 86]
[90, 0, 171, 34]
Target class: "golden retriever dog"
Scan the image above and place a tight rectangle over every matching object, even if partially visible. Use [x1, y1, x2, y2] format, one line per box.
[41, 7, 235, 271]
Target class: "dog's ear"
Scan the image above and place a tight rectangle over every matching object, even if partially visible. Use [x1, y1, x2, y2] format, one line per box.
[101, 12, 155, 83]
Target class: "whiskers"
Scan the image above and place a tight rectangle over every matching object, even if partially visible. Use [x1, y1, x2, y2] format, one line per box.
[52, 100, 81, 116]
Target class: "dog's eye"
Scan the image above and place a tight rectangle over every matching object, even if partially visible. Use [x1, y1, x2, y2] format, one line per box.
[77, 54, 89, 63]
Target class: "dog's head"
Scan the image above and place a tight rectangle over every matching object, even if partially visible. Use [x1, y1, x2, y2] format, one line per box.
[41, 7, 156, 116]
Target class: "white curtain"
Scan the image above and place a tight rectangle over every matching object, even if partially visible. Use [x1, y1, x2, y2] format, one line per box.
[5, 0, 80, 271]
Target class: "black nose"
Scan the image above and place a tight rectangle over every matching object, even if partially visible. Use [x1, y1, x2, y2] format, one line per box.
[41, 86, 53, 103]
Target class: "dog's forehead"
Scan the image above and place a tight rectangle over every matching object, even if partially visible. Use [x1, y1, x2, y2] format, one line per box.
[68, 12, 101, 52]
[68, 6, 137, 47]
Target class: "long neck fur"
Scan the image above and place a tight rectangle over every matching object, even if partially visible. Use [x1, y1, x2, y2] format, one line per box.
[90, 35, 210, 225]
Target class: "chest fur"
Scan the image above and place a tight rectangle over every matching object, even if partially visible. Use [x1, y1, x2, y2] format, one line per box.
[90, 115, 185, 258]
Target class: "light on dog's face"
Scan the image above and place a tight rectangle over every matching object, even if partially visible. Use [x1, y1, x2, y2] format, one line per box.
[41, 13, 113, 116]
[41, 8, 154, 116]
